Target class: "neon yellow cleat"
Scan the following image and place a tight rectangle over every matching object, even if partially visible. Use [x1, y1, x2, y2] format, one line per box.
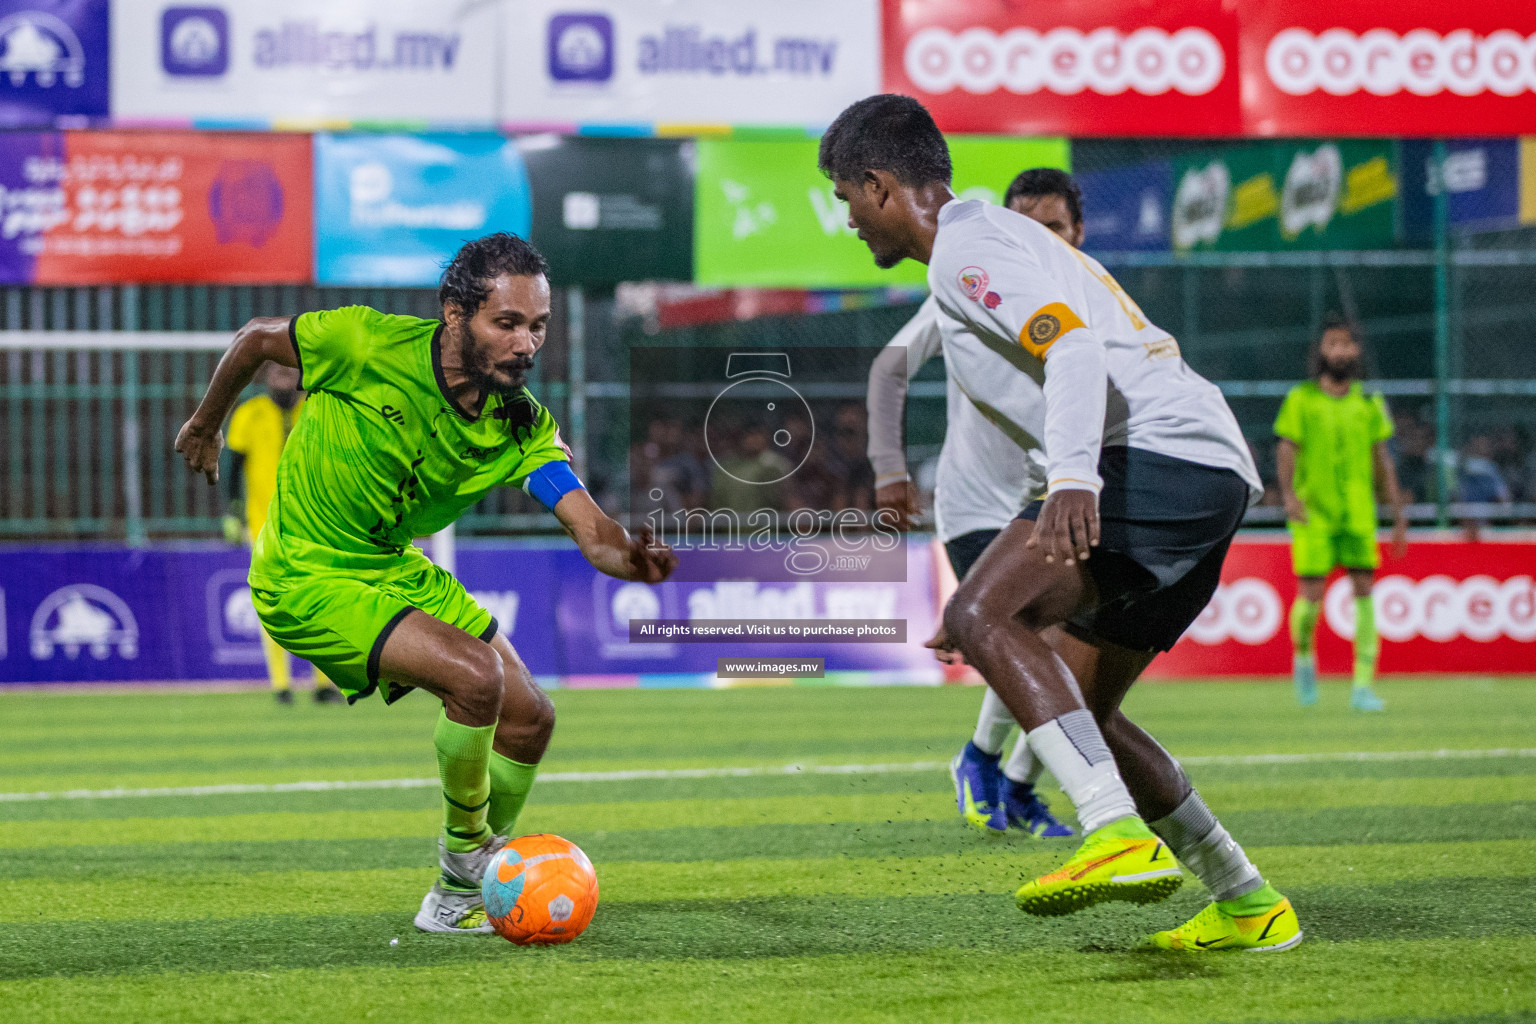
[1015, 817, 1182, 916]
[1150, 894, 1303, 952]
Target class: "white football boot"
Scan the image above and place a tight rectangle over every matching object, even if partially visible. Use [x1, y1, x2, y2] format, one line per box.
[414, 882, 494, 934]
[438, 832, 508, 889]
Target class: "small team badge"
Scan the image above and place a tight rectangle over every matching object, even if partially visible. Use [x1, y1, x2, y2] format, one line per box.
[983, 291, 1002, 309]
[957, 266, 988, 301]
[1027, 313, 1062, 345]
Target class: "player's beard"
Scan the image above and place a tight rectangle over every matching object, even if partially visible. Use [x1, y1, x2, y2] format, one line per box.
[1321, 354, 1362, 382]
[460, 323, 535, 397]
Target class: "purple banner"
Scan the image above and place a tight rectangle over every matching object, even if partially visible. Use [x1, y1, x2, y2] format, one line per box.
[0, 1, 110, 126]
[0, 541, 941, 686]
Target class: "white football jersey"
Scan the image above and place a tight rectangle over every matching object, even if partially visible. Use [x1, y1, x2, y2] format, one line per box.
[876, 297, 1046, 542]
[927, 200, 1260, 499]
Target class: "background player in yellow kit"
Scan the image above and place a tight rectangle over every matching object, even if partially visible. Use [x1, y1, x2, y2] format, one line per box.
[225, 363, 342, 705]
[1275, 315, 1408, 711]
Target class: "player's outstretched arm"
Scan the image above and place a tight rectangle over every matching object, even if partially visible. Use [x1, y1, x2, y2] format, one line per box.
[174, 317, 298, 485]
[554, 487, 678, 583]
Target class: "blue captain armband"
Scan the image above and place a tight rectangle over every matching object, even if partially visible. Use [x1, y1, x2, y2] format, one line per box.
[523, 460, 584, 511]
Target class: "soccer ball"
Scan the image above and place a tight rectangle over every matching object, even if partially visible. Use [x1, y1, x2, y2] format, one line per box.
[481, 834, 599, 945]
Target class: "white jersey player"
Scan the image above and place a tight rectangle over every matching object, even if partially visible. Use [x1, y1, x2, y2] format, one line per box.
[823, 95, 1302, 954]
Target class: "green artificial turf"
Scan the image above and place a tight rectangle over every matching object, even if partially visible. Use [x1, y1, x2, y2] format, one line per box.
[1, 678, 1533, 1023]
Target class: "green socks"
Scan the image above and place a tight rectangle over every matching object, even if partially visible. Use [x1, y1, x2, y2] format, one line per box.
[1353, 596, 1378, 690]
[1289, 597, 1320, 661]
[433, 710, 495, 853]
[488, 751, 540, 837]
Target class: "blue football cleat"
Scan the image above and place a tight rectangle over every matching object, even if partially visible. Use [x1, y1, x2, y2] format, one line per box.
[950, 741, 1007, 834]
[1350, 686, 1385, 712]
[1293, 656, 1318, 707]
[1001, 778, 1075, 838]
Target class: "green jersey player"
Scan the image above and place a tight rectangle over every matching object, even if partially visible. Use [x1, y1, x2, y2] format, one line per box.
[1275, 315, 1406, 711]
[176, 233, 677, 933]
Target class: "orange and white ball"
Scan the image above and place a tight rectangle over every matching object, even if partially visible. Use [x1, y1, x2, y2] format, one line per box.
[480, 834, 599, 945]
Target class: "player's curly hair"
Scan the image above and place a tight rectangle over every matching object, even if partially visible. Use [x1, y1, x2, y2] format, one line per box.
[1004, 168, 1083, 226]
[439, 233, 549, 317]
[818, 94, 952, 187]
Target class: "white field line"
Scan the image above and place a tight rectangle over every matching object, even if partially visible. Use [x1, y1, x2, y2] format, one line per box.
[2, 747, 1534, 804]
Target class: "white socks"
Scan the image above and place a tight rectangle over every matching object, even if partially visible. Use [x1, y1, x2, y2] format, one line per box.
[1024, 709, 1138, 833]
[1002, 733, 1043, 785]
[972, 687, 1015, 755]
[1149, 790, 1263, 902]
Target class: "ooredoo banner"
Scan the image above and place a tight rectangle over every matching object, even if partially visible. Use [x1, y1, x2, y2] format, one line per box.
[0, 130, 310, 284]
[501, 0, 880, 129]
[110, 0, 498, 126]
[313, 133, 531, 286]
[1240, 0, 1536, 136]
[1147, 538, 1536, 678]
[881, 0, 1241, 136]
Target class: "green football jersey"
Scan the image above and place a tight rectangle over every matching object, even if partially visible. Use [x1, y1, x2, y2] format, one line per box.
[1273, 380, 1393, 534]
[249, 305, 570, 589]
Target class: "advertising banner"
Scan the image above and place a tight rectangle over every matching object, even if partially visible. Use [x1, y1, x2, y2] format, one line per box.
[0, 0, 109, 125]
[1240, 0, 1536, 137]
[1401, 139, 1522, 240]
[1170, 140, 1398, 251]
[314, 133, 531, 286]
[694, 136, 1071, 288]
[522, 136, 692, 285]
[881, 0, 1241, 137]
[500, 0, 879, 129]
[110, 0, 497, 126]
[0, 130, 309, 284]
[1147, 538, 1536, 678]
[1078, 160, 1173, 252]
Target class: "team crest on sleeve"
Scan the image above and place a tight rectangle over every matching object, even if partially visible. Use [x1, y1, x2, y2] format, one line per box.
[1020, 302, 1087, 358]
[1028, 313, 1061, 344]
[957, 266, 989, 300]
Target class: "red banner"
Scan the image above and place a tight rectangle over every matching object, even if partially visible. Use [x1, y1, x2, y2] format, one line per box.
[881, 0, 1242, 136]
[882, 1, 1536, 137]
[1146, 538, 1536, 678]
[1240, 0, 1536, 137]
[31, 133, 312, 285]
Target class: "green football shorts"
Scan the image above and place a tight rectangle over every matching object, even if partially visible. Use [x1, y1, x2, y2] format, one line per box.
[1288, 521, 1380, 577]
[251, 561, 497, 704]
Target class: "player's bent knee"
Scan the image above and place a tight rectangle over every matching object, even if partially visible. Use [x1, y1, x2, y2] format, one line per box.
[450, 643, 506, 722]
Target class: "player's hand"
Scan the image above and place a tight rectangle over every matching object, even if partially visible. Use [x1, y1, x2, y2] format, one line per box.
[1283, 494, 1308, 525]
[1390, 514, 1408, 559]
[874, 480, 922, 531]
[175, 419, 224, 485]
[924, 622, 966, 666]
[1027, 489, 1099, 565]
[626, 524, 678, 584]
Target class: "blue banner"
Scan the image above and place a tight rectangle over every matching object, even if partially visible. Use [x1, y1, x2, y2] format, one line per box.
[314, 133, 532, 286]
[0, 542, 940, 686]
[0, 0, 109, 125]
[1078, 160, 1172, 253]
[1402, 138, 1521, 239]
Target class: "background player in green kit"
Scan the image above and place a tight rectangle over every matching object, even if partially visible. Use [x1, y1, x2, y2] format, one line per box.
[175, 233, 677, 933]
[1275, 316, 1406, 712]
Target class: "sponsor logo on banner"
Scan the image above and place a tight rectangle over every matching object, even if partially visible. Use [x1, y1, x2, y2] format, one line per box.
[1325, 575, 1536, 643]
[0, 586, 7, 659]
[112, 0, 498, 124]
[1279, 144, 1342, 237]
[903, 26, 1225, 97]
[0, 1, 108, 123]
[30, 583, 138, 660]
[160, 6, 228, 76]
[1265, 28, 1536, 98]
[1171, 162, 1229, 249]
[1187, 578, 1284, 646]
[205, 567, 263, 665]
[503, 0, 879, 127]
[469, 590, 520, 638]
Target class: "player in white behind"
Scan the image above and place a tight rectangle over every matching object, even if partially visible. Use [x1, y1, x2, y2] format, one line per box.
[824, 95, 1301, 952]
[867, 169, 1091, 839]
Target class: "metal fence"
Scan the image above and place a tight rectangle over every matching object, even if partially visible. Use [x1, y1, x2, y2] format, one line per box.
[3, 243, 1535, 540]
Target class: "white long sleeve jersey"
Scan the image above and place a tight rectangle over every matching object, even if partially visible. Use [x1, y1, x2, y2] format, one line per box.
[867, 296, 1046, 542]
[928, 200, 1261, 500]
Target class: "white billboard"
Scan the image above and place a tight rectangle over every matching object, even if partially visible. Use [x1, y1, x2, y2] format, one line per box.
[110, 0, 499, 124]
[500, 0, 881, 128]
